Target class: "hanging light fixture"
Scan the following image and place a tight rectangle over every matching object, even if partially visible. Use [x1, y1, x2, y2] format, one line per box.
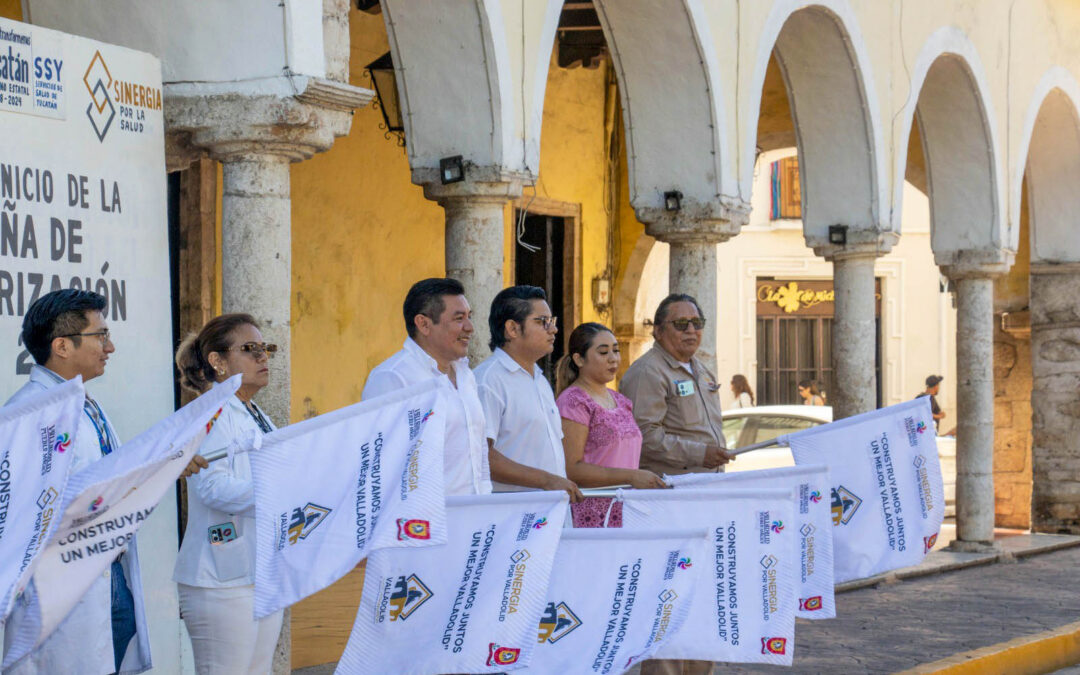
[365, 51, 405, 146]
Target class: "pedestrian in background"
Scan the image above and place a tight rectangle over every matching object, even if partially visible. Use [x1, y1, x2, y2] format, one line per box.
[729, 374, 755, 408]
[917, 374, 947, 432]
[798, 379, 825, 406]
[555, 322, 665, 527]
[173, 313, 284, 675]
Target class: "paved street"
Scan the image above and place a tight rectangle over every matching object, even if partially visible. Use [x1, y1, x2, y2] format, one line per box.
[719, 545, 1080, 674]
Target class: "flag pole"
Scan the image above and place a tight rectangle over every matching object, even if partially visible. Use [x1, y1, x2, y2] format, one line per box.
[729, 437, 788, 456]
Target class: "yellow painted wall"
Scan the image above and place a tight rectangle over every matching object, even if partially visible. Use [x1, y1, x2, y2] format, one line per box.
[0, 1, 19, 20]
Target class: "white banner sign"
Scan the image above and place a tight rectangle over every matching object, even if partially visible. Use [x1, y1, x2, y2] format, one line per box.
[521, 528, 706, 675]
[787, 398, 945, 582]
[251, 381, 448, 619]
[666, 465, 835, 619]
[2, 379, 236, 667]
[0, 377, 83, 618]
[0, 17, 172, 440]
[620, 488, 798, 666]
[338, 492, 569, 675]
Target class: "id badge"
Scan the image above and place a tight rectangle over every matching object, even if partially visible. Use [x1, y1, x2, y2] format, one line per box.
[208, 521, 238, 544]
[675, 380, 695, 397]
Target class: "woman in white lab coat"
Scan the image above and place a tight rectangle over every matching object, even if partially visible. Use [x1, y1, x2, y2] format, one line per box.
[173, 313, 283, 675]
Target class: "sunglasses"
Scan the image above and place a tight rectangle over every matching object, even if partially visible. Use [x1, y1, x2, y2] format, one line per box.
[666, 318, 706, 332]
[228, 342, 278, 358]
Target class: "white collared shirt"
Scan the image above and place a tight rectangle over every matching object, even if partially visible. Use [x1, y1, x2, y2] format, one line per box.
[474, 348, 566, 491]
[362, 338, 492, 496]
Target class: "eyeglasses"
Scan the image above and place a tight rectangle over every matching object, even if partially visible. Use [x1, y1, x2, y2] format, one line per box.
[665, 317, 706, 332]
[228, 342, 278, 358]
[528, 316, 558, 331]
[60, 329, 112, 344]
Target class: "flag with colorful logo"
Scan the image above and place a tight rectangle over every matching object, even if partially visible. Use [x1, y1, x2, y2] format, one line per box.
[785, 397, 945, 582]
[519, 528, 706, 675]
[619, 488, 798, 666]
[337, 491, 569, 674]
[0, 377, 84, 619]
[2, 377, 238, 668]
[665, 465, 835, 619]
[251, 380, 448, 618]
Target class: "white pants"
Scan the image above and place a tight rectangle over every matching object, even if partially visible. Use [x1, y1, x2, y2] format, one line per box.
[178, 584, 284, 675]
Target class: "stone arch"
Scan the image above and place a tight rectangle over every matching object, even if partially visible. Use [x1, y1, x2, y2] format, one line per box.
[613, 233, 656, 362]
[1014, 69, 1080, 263]
[593, 0, 734, 216]
[892, 27, 1004, 262]
[381, 0, 563, 183]
[743, 0, 888, 245]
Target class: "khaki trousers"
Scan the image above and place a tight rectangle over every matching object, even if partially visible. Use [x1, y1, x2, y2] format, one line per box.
[639, 659, 715, 675]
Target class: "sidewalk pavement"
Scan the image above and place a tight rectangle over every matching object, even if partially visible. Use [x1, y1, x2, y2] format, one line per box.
[294, 531, 1080, 674]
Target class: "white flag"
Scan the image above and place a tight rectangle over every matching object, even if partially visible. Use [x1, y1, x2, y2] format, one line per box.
[0, 377, 84, 619]
[251, 381, 448, 619]
[3, 378, 237, 667]
[337, 492, 569, 675]
[521, 528, 707, 675]
[620, 488, 798, 666]
[786, 398, 945, 582]
[665, 465, 835, 619]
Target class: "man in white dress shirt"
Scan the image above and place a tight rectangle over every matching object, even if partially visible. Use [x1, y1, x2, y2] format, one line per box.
[3, 289, 203, 674]
[362, 278, 494, 495]
[474, 286, 583, 502]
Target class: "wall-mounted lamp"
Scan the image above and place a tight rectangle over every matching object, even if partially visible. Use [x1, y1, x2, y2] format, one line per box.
[663, 191, 682, 212]
[440, 155, 465, 184]
[828, 224, 848, 246]
[365, 51, 404, 146]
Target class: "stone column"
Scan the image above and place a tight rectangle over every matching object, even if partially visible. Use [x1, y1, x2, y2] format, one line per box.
[829, 248, 879, 419]
[635, 200, 747, 378]
[423, 178, 525, 364]
[1030, 262, 1080, 534]
[942, 259, 1010, 550]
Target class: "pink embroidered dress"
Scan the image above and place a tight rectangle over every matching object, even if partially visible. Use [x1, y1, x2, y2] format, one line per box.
[556, 386, 643, 527]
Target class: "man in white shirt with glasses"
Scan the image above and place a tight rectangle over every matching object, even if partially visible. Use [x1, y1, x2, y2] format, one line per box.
[474, 285, 583, 502]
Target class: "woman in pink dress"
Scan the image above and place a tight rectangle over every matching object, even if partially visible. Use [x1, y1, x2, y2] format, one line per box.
[555, 322, 666, 527]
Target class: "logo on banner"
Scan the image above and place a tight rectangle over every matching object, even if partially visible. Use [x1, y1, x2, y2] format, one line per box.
[799, 596, 823, 611]
[923, 533, 938, 553]
[799, 523, 817, 578]
[913, 455, 935, 517]
[760, 554, 777, 569]
[388, 574, 433, 621]
[36, 487, 57, 510]
[205, 407, 223, 433]
[532, 517, 548, 529]
[537, 601, 582, 644]
[83, 51, 115, 141]
[53, 433, 71, 453]
[809, 489, 822, 503]
[396, 518, 431, 541]
[499, 550, 531, 621]
[903, 416, 925, 447]
[88, 495, 104, 512]
[677, 557, 692, 570]
[487, 643, 521, 666]
[761, 637, 787, 655]
[285, 503, 331, 545]
[830, 486, 862, 525]
[771, 520, 785, 533]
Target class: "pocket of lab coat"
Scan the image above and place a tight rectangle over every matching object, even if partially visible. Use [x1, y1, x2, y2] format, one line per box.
[209, 536, 251, 582]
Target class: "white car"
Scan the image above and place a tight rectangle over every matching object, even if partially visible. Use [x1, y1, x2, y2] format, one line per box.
[721, 405, 956, 517]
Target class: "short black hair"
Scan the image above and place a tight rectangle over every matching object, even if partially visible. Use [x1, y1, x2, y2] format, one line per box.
[22, 289, 108, 365]
[653, 293, 704, 326]
[488, 285, 547, 351]
[403, 278, 466, 338]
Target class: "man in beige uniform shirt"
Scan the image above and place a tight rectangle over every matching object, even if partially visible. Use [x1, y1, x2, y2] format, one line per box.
[619, 292, 734, 675]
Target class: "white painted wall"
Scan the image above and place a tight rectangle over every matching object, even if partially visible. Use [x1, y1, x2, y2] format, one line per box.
[635, 149, 957, 422]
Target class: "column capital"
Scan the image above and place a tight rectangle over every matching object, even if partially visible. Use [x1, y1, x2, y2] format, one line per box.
[422, 175, 526, 206]
[940, 249, 1015, 280]
[165, 80, 374, 169]
[813, 230, 898, 261]
[638, 196, 751, 246]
